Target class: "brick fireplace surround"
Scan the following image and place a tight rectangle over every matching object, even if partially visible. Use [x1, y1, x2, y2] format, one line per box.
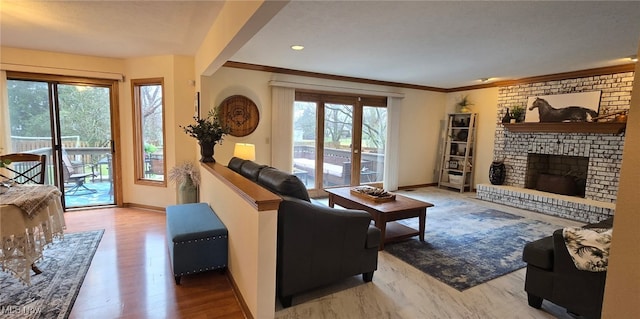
[477, 71, 634, 223]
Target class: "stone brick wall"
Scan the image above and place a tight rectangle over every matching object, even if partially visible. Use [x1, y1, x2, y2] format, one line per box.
[492, 71, 634, 204]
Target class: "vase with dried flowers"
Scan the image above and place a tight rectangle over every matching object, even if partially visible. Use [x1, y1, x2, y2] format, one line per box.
[168, 161, 200, 204]
[180, 109, 230, 163]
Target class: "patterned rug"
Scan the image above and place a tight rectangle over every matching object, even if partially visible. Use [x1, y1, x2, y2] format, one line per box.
[0, 230, 104, 318]
[384, 189, 562, 291]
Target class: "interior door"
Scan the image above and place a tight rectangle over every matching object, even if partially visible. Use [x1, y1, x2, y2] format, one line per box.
[5, 75, 117, 209]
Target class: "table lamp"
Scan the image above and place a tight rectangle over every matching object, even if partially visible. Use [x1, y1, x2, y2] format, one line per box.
[233, 143, 256, 161]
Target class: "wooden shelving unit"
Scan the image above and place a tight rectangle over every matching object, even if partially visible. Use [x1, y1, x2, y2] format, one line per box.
[438, 113, 477, 193]
[503, 122, 626, 134]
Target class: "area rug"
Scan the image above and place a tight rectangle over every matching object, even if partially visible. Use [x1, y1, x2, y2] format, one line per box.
[0, 230, 104, 319]
[384, 189, 562, 291]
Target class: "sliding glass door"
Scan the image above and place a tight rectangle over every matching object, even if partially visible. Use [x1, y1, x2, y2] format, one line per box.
[361, 105, 387, 184]
[293, 92, 387, 195]
[323, 102, 354, 188]
[5, 73, 118, 208]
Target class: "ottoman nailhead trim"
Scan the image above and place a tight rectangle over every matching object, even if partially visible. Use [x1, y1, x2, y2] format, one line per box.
[176, 265, 228, 276]
[173, 234, 228, 245]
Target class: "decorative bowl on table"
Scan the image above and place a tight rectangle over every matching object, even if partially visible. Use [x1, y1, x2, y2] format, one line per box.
[350, 185, 396, 203]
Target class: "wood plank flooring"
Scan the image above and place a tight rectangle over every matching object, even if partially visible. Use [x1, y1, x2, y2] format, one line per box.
[64, 207, 246, 319]
[62, 188, 585, 318]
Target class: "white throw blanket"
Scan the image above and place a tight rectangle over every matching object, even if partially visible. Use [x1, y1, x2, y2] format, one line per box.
[563, 227, 612, 272]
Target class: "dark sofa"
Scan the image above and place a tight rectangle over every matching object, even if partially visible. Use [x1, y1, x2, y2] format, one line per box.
[522, 217, 613, 319]
[227, 157, 381, 308]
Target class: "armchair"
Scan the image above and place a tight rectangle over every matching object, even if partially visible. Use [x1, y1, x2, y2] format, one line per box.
[276, 196, 380, 307]
[226, 157, 381, 308]
[523, 217, 613, 319]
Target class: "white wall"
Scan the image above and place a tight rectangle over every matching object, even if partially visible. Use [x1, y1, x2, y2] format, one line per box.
[0, 48, 198, 208]
[445, 88, 499, 186]
[201, 66, 448, 187]
[199, 168, 278, 319]
[122, 55, 196, 207]
[396, 89, 447, 186]
[200, 67, 274, 165]
[0, 47, 499, 194]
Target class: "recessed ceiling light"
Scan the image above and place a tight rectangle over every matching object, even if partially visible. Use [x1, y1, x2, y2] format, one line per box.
[291, 45, 304, 51]
[479, 78, 491, 83]
[628, 55, 638, 62]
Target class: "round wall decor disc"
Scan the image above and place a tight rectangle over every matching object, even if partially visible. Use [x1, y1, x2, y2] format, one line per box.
[218, 95, 259, 137]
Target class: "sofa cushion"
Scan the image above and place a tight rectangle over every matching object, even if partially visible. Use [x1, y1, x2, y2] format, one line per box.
[239, 161, 268, 181]
[258, 167, 310, 202]
[523, 235, 554, 270]
[227, 157, 246, 173]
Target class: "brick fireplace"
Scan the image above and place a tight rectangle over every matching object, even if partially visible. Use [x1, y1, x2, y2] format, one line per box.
[477, 71, 633, 223]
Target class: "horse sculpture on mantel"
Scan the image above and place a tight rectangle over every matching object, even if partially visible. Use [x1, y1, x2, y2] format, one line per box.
[529, 97, 599, 122]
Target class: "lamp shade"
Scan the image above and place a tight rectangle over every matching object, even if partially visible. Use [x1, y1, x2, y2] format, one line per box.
[233, 143, 256, 161]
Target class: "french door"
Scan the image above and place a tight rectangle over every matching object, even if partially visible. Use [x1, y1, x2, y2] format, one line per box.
[5, 72, 119, 209]
[293, 92, 387, 195]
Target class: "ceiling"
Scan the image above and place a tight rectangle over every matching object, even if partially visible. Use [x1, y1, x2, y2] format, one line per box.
[1, 1, 639, 89]
[0, 1, 224, 58]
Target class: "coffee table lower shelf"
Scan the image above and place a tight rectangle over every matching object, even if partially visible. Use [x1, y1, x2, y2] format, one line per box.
[383, 221, 420, 244]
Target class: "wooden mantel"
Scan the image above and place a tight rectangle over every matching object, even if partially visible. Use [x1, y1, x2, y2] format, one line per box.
[503, 122, 626, 134]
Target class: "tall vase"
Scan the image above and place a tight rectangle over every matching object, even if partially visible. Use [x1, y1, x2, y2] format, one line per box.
[199, 141, 216, 163]
[489, 160, 506, 185]
[177, 176, 197, 204]
[501, 108, 512, 123]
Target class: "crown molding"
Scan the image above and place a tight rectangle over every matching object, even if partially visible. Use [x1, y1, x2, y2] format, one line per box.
[223, 61, 636, 94]
[224, 61, 447, 92]
[478, 63, 636, 90]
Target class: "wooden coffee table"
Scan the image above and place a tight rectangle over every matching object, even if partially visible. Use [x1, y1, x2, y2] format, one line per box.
[325, 187, 434, 250]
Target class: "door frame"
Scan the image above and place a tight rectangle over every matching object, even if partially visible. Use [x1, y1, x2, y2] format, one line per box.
[295, 91, 387, 196]
[6, 71, 123, 208]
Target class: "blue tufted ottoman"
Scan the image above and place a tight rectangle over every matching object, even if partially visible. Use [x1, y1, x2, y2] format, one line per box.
[166, 203, 228, 284]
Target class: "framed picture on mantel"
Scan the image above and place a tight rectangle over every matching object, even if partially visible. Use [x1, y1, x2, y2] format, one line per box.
[525, 91, 601, 123]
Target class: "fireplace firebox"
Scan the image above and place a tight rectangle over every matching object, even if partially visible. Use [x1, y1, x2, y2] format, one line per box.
[525, 154, 588, 197]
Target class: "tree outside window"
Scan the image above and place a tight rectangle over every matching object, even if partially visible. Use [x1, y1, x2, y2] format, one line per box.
[132, 78, 165, 184]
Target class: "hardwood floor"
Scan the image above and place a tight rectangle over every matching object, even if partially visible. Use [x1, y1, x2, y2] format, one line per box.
[64, 188, 584, 319]
[64, 207, 245, 319]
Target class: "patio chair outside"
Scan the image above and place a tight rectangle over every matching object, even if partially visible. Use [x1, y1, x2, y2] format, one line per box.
[62, 150, 97, 195]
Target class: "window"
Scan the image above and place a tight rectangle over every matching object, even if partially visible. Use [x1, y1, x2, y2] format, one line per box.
[132, 78, 165, 185]
[293, 91, 387, 194]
